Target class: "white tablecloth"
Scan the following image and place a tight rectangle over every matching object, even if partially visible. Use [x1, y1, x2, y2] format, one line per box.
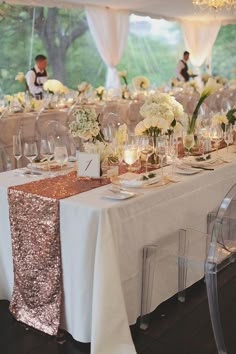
[1, 148, 236, 354]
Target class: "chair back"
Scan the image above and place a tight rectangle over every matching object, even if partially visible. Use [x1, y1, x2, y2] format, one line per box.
[45, 120, 76, 158]
[0, 143, 12, 172]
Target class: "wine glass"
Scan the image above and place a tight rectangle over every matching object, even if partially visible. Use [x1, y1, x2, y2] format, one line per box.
[13, 134, 22, 171]
[183, 133, 194, 156]
[139, 136, 154, 173]
[40, 137, 55, 172]
[156, 136, 166, 185]
[24, 141, 38, 176]
[54, 146, 68, 173]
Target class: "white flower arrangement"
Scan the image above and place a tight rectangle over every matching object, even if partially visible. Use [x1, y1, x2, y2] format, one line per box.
[211, 113, 228, 126]
[183, 80, 199, 92]
[201, 72, 211, 85]
[83, 140, 112, 162]
[118, 70, 128, 85]
[132, 76, 150, 90]
[200, 78, 220, 97]
[135, 116, 169, 136]
[15, 72, 25, 82]
[69, 106, 100, 140]
[140, 93, 184, 126]
[43, 79, 68, 94]
[78, 81, 91, 94]
[96, 86, 105, 100]
[214, 75, 228, 86]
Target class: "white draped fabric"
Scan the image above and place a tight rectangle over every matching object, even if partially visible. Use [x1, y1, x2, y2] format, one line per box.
[85, 6, 129, 89]
[181, 20, 221, 77]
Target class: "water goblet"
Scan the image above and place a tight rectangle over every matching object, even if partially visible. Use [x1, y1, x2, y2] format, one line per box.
[54, 146, 68, 173]
[183, 133, 194, 156]
[123, 144, 139, 171]
[24, 141, 38, 176]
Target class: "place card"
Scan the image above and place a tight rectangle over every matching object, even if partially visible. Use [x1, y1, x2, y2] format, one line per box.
[77, 152, 100, 178]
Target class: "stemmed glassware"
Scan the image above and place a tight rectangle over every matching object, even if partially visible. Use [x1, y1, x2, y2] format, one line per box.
[123, 143, 139, 171]
[54, 146, 68, 173]
[210, 125, 223, 156]
[139, 136, 154, 173]
[40, 137, 55, 172]
[223, 125, 233, 152]
[183, 133, 194, 156]
[24, 141, 38, 176]
[156, 136, 166, 185]
[168, 135, 178, 176]
[13, 134, 22, 171]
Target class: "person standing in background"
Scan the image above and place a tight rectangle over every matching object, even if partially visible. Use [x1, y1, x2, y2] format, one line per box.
[176, 51, 190, 82]
[25, 54, 48, 99]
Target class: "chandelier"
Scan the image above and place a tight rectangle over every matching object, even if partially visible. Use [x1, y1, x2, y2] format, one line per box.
[192, 0, 236, 10]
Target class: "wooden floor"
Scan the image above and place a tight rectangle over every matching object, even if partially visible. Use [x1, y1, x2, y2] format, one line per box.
[1, 262, 236, 354]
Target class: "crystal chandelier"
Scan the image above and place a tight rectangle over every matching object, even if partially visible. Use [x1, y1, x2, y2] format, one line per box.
[192, 0, 236, 10]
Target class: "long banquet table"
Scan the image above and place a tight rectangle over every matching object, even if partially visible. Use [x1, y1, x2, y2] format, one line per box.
[1, 147, 236, 354]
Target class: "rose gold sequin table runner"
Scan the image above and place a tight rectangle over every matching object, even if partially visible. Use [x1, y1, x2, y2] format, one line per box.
[8, 171, 110, 335]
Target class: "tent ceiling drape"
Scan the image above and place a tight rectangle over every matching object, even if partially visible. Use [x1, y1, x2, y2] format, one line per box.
[4, 0, 236, 24]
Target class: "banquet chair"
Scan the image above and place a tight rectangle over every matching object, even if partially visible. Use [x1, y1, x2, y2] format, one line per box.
[140, 184, 236, 353]
[0, 143, 12, 172]
[44, 120, 76, 158]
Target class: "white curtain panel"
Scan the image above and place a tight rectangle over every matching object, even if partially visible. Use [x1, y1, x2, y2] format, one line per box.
[85, 6, 129, 89]
[181, 20, 221, 73]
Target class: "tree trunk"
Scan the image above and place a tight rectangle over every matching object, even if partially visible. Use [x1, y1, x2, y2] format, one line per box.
[47, 47, 67, 84]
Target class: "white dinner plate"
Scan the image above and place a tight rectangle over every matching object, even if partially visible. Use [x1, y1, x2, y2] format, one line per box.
[102, 190, 136, 200]
[111, 173, 161, 188]
[176, 168, 202, 175]
[28, 161, 74, 171]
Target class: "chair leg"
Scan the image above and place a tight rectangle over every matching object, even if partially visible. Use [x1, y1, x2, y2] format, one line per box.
[140, 246, 157, 330]
[178, 230, 189, 303]
[205, 262, 227, 354]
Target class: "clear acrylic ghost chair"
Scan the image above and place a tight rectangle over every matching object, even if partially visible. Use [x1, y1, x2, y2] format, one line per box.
[140, 229, 210, 330]
[0, 143, 12, 172]
[205, 184, 236, 354]
[140, 185, 236, 337]
[44, 120, 76, 159]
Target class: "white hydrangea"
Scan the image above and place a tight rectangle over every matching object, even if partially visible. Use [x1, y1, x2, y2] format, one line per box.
[83, 141, 112, 162]
[69, 107, 100, 140]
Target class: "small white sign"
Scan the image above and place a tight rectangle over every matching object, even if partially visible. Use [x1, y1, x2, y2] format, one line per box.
[77, 152, 100, 178]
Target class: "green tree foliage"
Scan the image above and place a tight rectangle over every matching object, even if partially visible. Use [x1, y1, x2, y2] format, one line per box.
[212, 24, 236, 79]
[0, 4, 235, 95]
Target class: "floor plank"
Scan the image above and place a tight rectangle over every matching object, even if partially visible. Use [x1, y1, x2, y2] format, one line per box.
[1, 262, 236, 354]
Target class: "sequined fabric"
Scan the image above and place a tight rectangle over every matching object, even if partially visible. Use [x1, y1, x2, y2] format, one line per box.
[8, 171, 110, 335]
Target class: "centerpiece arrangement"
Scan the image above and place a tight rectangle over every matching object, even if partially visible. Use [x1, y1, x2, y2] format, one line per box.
[187, 78, 220, 134]
[135, 92, 184, 137]
[68, 106, 115, 171]
[135, 92, 184, 164]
